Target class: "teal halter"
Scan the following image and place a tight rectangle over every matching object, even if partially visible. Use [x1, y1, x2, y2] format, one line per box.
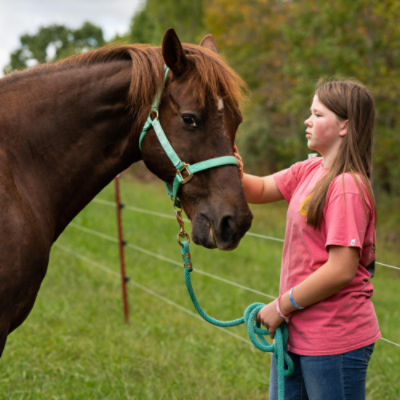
[139, 66, 238, 206]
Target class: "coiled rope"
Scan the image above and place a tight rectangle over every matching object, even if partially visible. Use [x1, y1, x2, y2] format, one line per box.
[176, 210, 294, 400]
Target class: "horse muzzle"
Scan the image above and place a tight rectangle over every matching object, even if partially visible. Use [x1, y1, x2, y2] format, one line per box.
[191, 209, 253, 250]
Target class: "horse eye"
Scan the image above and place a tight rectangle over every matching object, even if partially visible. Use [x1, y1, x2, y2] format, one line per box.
[182, 113, 200, 129]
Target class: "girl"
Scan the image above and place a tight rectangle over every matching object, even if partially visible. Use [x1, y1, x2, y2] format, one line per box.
[236, 79, 380, 400]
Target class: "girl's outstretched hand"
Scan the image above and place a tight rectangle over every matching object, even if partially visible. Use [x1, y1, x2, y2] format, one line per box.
[233, 144, 244, 178]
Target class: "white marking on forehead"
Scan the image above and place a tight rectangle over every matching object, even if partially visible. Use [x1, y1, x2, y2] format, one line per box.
[217, 97, 224, 111]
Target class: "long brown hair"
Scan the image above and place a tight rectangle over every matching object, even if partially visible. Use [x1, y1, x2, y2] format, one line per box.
[306, 79, 376, 228]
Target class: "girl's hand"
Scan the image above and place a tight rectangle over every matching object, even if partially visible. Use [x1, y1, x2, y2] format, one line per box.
[233, 144, 244, 178]
[256, 301, 284, 339]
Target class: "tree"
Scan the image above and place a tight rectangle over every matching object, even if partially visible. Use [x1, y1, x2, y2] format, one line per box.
[4, 22, 105, 74]
[205, 0, 303, 172]
[129, 0, 205, 45]
[205, 0, 400, 195]
[280, 0, 400, 195]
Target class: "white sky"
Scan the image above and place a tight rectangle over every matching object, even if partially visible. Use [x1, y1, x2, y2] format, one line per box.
[0, 0, 144, 76]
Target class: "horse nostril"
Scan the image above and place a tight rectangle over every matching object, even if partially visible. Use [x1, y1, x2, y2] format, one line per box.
[220, 215, 235, 242]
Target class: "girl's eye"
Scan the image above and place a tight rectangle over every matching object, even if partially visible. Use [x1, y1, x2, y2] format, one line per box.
[182, 114, 200, 129]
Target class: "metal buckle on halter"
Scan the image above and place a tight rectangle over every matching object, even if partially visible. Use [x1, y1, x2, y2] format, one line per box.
[149, 110, 159, 121]
[177, 163, 193, 184]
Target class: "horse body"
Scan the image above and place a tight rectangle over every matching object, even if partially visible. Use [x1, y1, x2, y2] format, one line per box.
[1, 58, 137, 238]
[0, 29, 252, 356]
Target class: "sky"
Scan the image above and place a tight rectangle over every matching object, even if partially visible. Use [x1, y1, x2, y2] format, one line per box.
[0, 0, 144, 76]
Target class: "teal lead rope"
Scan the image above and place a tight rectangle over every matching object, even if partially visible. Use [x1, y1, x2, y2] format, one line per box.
[139, 62, 293, 397]
[176, 211, 294, 400]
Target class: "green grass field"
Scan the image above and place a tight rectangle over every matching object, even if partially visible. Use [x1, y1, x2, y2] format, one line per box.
[1, 171, 399, 399]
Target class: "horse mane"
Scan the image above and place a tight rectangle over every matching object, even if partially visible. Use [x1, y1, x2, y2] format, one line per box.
[66, 42, 246, 118]
[2, 42, 246, 120]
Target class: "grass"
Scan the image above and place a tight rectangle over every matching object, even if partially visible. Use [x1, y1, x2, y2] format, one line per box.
[0, 170, 399, 399]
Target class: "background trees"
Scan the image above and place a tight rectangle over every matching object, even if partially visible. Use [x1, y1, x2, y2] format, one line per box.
[4, 22, 105, 73]
[128, 0, 204, 44]
[204, 0, 400, 197]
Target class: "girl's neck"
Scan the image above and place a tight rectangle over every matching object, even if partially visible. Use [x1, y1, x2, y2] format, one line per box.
[321, 145, 341, 169]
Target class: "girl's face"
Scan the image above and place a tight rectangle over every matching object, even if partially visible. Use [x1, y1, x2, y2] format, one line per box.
[304, 95, 347, 161]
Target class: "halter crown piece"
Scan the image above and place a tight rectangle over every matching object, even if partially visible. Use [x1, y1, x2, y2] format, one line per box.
[139, 65, 239, 207]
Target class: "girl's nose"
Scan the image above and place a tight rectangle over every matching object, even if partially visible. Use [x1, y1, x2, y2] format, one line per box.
[304, 116, 312, 126]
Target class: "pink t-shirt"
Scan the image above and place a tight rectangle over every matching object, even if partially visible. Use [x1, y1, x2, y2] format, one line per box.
[274, 157, 381, 356]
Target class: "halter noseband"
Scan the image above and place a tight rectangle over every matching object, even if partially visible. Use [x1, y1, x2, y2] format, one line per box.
[139, 65, 238, 207]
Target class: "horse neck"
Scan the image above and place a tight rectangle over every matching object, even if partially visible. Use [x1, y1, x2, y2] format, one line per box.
[1, 59, 152, 240]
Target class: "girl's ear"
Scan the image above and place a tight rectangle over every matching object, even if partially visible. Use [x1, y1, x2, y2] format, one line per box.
[340, 120, 349, 137]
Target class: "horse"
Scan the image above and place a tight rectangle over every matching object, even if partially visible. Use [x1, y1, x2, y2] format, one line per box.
[0, 28, 253, 356]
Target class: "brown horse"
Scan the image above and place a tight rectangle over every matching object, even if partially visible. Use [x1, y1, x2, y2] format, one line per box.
[0, 28, 252, 356]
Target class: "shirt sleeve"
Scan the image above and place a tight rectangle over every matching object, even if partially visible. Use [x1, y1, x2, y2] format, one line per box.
[273, 162, 303, 202]
[324, 175, 372, 250]
[273, 158, 321, 202]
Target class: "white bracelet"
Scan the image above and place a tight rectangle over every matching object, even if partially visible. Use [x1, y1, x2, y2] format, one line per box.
[275, 295, 290, 323]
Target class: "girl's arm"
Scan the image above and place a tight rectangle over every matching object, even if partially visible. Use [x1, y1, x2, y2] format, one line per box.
[280, 245, 359, 312]
[257, 245, 360, 337]
[234, 144, 283, 204]
[241, 173, 284, 204]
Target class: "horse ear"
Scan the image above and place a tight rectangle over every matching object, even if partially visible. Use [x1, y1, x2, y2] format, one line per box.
[162, 28, 188, 76]
[200, 34, 219, 54]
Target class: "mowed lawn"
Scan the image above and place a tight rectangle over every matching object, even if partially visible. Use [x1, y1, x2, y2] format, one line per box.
[1, 171, 399, 399]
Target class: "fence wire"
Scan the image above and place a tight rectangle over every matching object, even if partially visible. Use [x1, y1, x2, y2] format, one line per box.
[65, 218, 400, 349]
[92, 198, 400, 271]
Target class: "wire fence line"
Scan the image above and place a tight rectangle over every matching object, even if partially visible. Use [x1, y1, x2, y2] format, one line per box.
[65, 222, 400, 349]
[54, 243, 254, 346]
[92, 198, 400, 271]
[94, 198, 286, 243]
[68, 223, 276, 299]
[54, 242, 400, 349]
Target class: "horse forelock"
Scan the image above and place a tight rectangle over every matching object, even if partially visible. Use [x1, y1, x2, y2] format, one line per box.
[181, 43, 246, 118]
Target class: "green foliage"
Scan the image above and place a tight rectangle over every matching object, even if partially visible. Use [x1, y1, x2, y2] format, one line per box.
[4, 22, 105, 73]
[128, 0, 206, 44]
[205, 0, 400, 199]
[237, 102, 304, 174]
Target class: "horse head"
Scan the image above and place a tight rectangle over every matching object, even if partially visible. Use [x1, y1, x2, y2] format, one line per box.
[140, 29, 253, 250]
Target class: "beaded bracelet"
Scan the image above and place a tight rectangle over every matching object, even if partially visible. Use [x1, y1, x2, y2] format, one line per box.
[275, 295, 290, 323]
[289, 287, 305, 310]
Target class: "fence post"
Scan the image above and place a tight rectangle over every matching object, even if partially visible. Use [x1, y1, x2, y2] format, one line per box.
[114, 175, 130, 323]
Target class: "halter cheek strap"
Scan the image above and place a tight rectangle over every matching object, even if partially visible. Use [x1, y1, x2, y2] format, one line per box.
[139, 65, 238, 207]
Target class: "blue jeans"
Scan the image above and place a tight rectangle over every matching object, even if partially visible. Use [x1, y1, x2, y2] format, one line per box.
[269, 344, 375, 400]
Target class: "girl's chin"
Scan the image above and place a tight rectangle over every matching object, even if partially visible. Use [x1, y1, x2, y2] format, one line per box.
[307, 141, 319, 152]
